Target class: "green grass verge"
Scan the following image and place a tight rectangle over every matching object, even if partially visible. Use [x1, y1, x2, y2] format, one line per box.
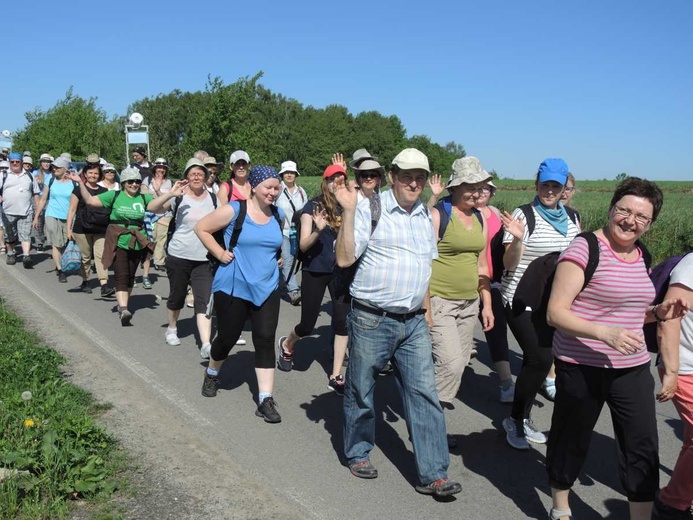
[0, 299, 126, 519]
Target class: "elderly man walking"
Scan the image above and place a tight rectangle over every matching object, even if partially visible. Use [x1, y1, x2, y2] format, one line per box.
[334, 148, 461, 497]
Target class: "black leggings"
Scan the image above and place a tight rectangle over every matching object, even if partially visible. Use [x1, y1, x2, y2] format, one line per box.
[478, 286, 509, 363]
[294, 271, 349, 337]
[112, 248, 147, 291]
[211, 291, 280, 369]
[505, 305, 553, 421]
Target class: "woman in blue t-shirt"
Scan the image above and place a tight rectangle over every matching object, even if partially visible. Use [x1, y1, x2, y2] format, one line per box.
[195, 165, 285, 424]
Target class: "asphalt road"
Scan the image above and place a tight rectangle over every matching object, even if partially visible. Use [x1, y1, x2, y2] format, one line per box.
[0, 250, 684, 519]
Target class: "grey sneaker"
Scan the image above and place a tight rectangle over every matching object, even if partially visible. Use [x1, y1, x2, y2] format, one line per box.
[255, 396, 281, 423]
[119, 309, 132, 326]
[500, 381, 515, 403]
[165, 329, 181, 346]
[503, 417, 529, 450]
[523, 418, 548, 444]
[276, 336, 293, 372]
[201, 371, 219, 398]
[6, 254, 17, 265]
[142, 276, 152, 290]
[22, 255, 33, 269]
[200, 343, 211, 360]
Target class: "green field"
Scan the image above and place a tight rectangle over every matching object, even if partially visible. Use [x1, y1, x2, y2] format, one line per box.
[293, 177, 692, 264]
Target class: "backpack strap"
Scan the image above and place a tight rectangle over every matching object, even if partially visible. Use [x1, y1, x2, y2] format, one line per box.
[209, 192, 218, 209]
[0, 170, 6, 196]
[228, 199, 247, 250]
[282, 188, 297, 214]
[565, 206, 580, 229]
[368, 193, 381, 235]
[519, 203, 536, 237]
[434, 196, 483, 241]
[578, 231, 601, 290]
[636, 239, 652, 271]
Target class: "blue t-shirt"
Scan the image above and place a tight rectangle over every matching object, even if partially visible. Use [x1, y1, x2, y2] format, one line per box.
[300, 197, 339, 274]
[212, 201, 284, 306]
[45, 178, 75, 220]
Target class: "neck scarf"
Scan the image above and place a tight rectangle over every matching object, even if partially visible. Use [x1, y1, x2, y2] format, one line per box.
[532, 195, 568, 236]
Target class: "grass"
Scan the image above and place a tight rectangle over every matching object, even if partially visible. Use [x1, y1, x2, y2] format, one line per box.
[294, 177, 693, 264]
[0, 300, 126, 519]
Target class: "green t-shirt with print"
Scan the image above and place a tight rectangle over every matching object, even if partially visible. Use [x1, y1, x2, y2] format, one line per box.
[97, 190, 154, 250]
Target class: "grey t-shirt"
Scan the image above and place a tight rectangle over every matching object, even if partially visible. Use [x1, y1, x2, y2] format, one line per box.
[168, 193, 217, 261]
[1, 171, 39, 216]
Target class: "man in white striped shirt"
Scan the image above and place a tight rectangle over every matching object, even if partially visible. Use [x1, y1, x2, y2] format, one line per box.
[334, 148, 461, 497]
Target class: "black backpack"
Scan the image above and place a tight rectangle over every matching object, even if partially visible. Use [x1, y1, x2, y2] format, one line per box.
[208, 199, 282, 273]
[166, 192, 218, 253]
[80, 185, 112, 233]
[433, 195, 483, 240]
[490, 203, 581, 283]
[512, 232, 651, 349]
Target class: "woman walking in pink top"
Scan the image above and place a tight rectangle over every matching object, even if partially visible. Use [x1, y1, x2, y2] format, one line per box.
[545, 177, 689, 520]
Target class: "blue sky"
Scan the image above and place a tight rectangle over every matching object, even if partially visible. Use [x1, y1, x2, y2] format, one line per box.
[2, 0, 691, 180]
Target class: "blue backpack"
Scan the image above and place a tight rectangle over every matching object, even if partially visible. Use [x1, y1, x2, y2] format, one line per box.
[60, 241, 82, 274]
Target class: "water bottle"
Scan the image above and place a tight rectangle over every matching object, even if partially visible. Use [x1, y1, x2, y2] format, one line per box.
[289, 225, 298, 256]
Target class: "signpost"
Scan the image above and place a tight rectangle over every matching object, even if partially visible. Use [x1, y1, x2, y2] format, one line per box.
[124, 113, 149, 166]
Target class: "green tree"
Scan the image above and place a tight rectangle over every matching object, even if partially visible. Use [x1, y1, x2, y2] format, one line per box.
[406, 135, 457, 175]
[350, 111, 407, 167]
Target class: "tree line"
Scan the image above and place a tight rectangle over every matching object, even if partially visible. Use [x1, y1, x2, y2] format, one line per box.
[12, 72, 466, 176]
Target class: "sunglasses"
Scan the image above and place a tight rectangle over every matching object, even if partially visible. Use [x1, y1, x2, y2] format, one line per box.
[10, 160, 21, 164]
[359, 172, 380, 180]
[124, 180, 142, 185]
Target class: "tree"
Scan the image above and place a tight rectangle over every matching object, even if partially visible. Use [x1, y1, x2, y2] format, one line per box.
[13, 88, 121, 163]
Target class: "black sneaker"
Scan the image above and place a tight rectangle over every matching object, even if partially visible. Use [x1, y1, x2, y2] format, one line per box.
[100, 285, 115, 297]
[328, 375, 345, 396]
[119, 309, 132, 326]
[255, 396, 281, 423]
[415, 477, 462, 497]
[79, 281, 92, 294]
[57, 271, 67, 283]
[201, 371, 219, 397]
[6, 254, 16, 265]
[22, 256, 33, 269]
[276, 336, 293, 372]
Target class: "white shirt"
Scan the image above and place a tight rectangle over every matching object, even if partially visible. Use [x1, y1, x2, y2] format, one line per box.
[350, 189, 438, 313]
[1, 170, 39, 216]
[670, 253, 693, 374]
[274, 182, 307, 236]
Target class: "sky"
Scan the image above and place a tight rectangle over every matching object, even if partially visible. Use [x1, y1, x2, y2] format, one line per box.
[2, 0, 691, 181]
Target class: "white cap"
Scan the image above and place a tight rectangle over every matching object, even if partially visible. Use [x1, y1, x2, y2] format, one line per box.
[229, 150, 250, 164]
[392, 148, 430, 173]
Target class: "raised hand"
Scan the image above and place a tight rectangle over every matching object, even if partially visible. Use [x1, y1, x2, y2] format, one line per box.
[332, 153, 347, 170]
[170, 180, 189, 197]
[500, 211, 525, 240]
[332, 177, 359, 212]
[312, 206, 328, 231]
[427, 174, 445, 198]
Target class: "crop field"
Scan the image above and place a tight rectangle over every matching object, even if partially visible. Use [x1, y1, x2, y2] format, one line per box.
[294, 177, 692, 264]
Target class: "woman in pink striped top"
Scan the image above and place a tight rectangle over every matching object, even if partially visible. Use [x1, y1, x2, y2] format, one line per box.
[544, 177, 689, 520]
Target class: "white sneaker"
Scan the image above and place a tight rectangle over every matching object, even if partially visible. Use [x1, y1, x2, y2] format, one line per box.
[165, 329, 181, 346]
[200, 343, 211, 360]
[502, 417, 529, 450]
[523, 418, 548, 444]
[235, 337, 246, 346]
[500, 381, 515, 403]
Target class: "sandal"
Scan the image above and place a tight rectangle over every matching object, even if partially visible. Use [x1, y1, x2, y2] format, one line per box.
[0, 246, 6, 254]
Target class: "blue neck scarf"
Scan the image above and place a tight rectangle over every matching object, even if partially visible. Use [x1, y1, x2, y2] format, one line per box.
[532, 195, 569, 236]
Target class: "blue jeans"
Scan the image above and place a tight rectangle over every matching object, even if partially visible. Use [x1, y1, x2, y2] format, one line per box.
[343, 307, 450, 484]
[280, 236, 299, 294]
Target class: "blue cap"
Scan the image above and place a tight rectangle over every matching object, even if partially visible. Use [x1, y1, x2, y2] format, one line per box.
[8, 152, 22, 161]
[537, 158, 569, 185]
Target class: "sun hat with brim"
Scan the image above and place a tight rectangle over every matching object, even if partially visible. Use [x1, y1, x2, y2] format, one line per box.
[203, 156, 218, 167]
[355, 158, 385, 174]
[486, 179, 497, 194]
[52, 157, 71, 169]
[152, 157, 169, 172]
[0, 161, 9, 169]
[446, 157, 492, 189]
[349, 148, 379, 169]
[103, 163, 117, 173]
[183, 158, 208, 178]
[23, 157, 33, 165]
[392, 148, 430, 174]
[86, 153, 100, 164]
[537, 158, 569, 185]
[120, 167, 142, 183]
[279, 160, 300, 176]
[39, 153, 54, 162]
[323, 164, 347, 179]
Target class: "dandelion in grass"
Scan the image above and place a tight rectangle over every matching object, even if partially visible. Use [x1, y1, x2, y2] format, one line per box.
[21, 391, 33, 401]
[24, 419, 35, 427]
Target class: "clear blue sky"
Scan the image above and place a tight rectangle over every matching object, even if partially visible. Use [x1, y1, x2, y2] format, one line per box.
[2, 0, 691, 180]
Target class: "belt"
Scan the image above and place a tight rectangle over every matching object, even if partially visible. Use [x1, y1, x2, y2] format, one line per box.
[352, 299, 426, 321]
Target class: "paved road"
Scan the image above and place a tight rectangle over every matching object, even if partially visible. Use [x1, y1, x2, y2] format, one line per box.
[0, 251, 683, 519]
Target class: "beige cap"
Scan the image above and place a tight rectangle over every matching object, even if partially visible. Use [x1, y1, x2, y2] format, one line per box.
[392, 148, 430, 173]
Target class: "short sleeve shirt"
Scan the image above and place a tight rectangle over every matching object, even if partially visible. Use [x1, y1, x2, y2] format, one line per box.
[97, 190, 154, 250]
[669, 253, 693, 374]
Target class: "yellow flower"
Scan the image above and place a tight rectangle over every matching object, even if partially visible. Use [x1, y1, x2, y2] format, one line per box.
[24, 419, 35, 427]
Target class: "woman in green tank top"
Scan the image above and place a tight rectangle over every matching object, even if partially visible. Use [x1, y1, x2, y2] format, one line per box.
[428, 157, 494, 420]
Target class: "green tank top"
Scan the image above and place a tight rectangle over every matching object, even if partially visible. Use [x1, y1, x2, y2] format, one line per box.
[430, 210, 485, 300]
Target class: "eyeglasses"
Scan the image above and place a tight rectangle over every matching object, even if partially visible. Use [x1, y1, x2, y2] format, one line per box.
[396, 173, 427, 185]
[564, 187, 575, 193]
[460, 185, 488, 194]
[188, 172, 205, 178]
[124, 180, 142, 185]
[613, 205, 652, 226]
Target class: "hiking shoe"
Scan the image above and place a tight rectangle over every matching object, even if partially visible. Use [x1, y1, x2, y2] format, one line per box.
[470, 348, 478, 359]
[349, 461, 378, 479]
[22, 255, 33, 269]
[6, 254, 16, 265]
[142, 276, 152, 289]
[523, 418, 548, 444]
[201, 371, 219, 398]
[100, 285, 115, 297]
[235, 337, 246, 346]
[200, 343, 211, 360]
[79, 281, 92, 294]
[186, 293, 194, 308]
[540, 378, 556, 401]
[276, 336, 293, 372]
[165, 329, 181, 346]
[549, 508, 574, 520]
[289, 290, 301, 306]
[503, 417, 529, 450]
[328, 375, 345, 396]
[379, 361, 394, 375]
[415, 477, 462, 497]
[119, 309, 132, 326]
[500, 381, 516, 403]
[255, 396, 281, 423]
[58, 271, 67, 283]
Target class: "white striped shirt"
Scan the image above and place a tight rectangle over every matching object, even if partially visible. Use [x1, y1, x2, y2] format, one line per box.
[501, 205, 580, 306]
[350, 189, 438, 313]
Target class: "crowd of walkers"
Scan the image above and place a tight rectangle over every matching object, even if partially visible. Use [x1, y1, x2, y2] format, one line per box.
[1, 144, 691, 518]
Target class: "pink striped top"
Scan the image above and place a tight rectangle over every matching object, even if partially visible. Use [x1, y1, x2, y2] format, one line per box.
[552, 235, 655, 368]
[484, 207, 502, 280]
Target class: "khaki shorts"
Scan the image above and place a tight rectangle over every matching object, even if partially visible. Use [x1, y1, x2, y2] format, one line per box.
[45, 216, 68, 248]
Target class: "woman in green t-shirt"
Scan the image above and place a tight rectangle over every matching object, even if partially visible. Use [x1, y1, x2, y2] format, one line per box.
[71, 167, 186, 325]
